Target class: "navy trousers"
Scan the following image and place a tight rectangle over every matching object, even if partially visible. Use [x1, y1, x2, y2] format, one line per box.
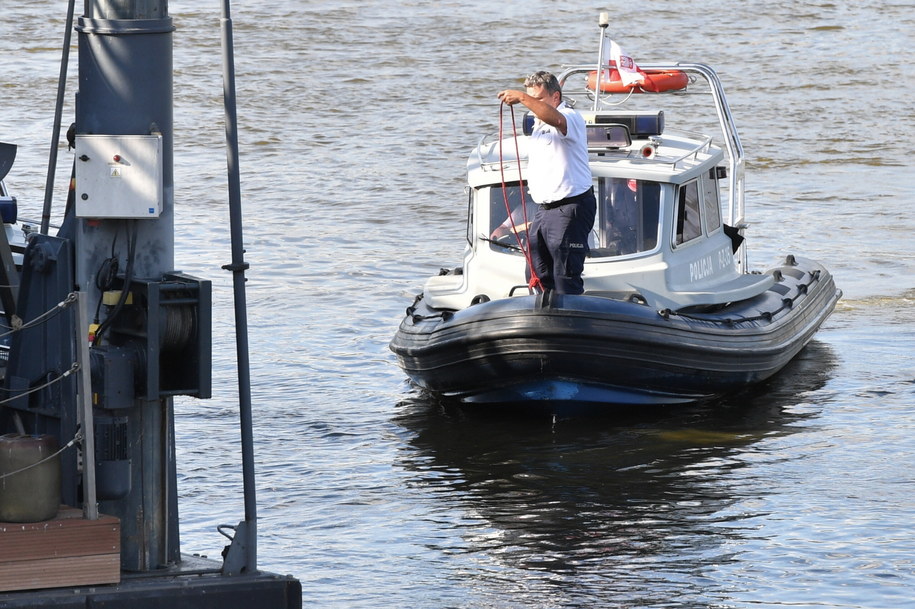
[527, 187, 596, 294]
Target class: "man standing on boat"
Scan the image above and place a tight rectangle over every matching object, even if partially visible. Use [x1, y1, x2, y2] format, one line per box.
[498, 71, 595, 295]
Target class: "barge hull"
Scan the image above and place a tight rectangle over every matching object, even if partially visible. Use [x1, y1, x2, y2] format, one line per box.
[0, 554, 302, 609]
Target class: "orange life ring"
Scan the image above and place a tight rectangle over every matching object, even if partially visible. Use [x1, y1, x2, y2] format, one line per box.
[587, 68, 689, 93]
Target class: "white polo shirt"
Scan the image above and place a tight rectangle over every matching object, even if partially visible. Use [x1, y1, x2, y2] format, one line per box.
[526, 102, 592, 204]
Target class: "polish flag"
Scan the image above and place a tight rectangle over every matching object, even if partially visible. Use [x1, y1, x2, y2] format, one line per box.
[601, 37, 645, 87]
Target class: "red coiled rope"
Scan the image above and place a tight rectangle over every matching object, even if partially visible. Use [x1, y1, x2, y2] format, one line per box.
[498, 101, 542, 292]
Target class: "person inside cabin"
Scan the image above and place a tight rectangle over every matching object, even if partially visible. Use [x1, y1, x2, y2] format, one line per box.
[498, 71, 596, 295]
[490, 199, 538, 241]
[606, 178, 638, 254]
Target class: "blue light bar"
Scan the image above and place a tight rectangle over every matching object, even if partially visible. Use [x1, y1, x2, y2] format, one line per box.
[522, 110, 663, 139]
[585, 111, 664, 139]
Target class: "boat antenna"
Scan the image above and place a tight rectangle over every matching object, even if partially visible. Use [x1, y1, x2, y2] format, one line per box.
[40, 0, 77, 235]
[593, 11, 610, 111]
[219, 0, 258, 574]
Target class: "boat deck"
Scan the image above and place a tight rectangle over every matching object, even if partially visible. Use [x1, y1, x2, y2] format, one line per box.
[0, 552, 301, 608]
[0, 506, 120, 593]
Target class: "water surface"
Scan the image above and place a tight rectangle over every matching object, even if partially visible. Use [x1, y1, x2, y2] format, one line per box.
[1, 1, 913, 607]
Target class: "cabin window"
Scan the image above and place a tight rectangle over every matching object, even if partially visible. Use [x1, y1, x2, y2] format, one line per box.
[704, 169, 722, 233]
[466, 188, 474, 245]
[590, 177, 660, 257]
[675, 180, 703, 245]
[484, 182, 535, 254]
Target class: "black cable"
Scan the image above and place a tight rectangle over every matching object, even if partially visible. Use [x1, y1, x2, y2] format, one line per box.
[93, 221, 138, 346]
[93, 256, 118, 323]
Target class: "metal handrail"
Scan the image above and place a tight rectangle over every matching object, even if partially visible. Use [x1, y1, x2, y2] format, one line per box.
[474, 133, 525, 172]
[558, 61, 748, 271]
[666, 134, 714, 168]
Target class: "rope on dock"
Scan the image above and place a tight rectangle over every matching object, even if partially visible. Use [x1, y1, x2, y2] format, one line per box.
[0, 361, 80, 403]
[0, 291, 77, 340]
[0, 429, 81, 480]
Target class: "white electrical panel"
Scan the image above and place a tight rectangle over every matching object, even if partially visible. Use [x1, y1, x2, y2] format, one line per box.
[75, 134, 163, 219]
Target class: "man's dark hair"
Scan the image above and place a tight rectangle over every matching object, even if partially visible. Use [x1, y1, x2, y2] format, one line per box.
[524, 71, 562, 100]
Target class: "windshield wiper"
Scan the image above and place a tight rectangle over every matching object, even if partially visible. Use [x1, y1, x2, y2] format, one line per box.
[479, 235, 522, 252]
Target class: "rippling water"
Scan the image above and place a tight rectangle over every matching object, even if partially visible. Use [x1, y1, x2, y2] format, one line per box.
[1, 1, 913, 607]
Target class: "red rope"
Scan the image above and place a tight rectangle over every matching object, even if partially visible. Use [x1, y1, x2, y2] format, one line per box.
[498, 102, 542, 292]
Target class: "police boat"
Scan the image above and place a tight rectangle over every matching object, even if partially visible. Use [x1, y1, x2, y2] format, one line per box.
[390, 18, 841, 407]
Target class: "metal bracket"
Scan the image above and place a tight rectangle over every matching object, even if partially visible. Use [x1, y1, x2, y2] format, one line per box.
[219, 520, 252, 575]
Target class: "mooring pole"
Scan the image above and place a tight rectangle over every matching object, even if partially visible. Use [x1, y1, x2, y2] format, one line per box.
[220, 0, 258, 573]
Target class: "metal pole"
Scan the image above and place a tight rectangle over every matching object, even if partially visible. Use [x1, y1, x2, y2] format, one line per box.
[593, 12, 610, 111]
[220, 0, 257, 572]
[40, 0, 77, 235]
[74, 292, 98, 520]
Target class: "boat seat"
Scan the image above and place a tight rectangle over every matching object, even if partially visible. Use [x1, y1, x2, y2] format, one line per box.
[423, 273, 467, 310]
[672, 272, 775, 306]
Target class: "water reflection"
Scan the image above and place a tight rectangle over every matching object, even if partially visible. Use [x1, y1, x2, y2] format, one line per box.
[394, 341, 837, 605]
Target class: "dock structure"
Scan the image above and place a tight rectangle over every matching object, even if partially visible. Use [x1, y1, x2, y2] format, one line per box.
[0, 1, 301, 606]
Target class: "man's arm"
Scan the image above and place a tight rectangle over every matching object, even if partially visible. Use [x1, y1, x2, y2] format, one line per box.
[497, 90, 567, 136]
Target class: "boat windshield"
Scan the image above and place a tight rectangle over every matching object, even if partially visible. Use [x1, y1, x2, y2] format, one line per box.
[484, 178, 660, 258]
[486, 182, 536, 253]
[592, 177, 660, 257]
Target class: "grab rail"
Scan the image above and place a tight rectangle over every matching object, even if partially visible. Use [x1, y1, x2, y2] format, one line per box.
[558, 62, 747, 271]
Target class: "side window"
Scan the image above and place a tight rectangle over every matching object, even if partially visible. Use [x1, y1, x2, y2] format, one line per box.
[592, 177, 660, 257]
[466, 187, 475, 245]
[704, 170, 722, 233]
[675, 180, 702, 245]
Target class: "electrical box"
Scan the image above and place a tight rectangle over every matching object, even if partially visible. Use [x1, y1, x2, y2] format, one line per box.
[75, 134, 163, 219]
[90, 346, 137, 410]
